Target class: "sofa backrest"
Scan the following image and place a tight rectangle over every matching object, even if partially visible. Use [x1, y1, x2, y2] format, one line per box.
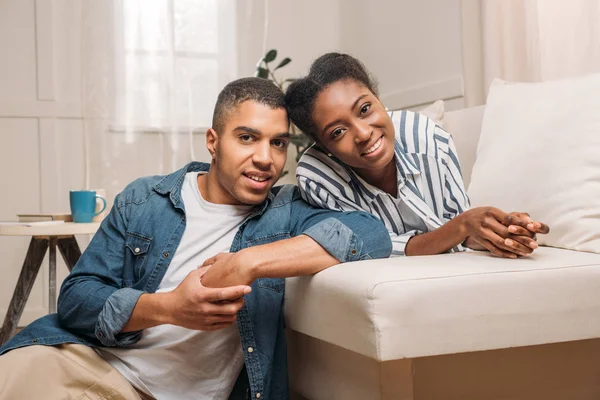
[443, 105, 485, 188]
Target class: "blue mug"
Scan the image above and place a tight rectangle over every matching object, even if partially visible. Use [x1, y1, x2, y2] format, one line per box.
[70, 190, 107, 223]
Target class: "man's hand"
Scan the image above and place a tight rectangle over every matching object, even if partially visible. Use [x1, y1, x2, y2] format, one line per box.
[200, 252, 255, 288]
[163, 266, 251, 331]
[461, 207, 544, 258]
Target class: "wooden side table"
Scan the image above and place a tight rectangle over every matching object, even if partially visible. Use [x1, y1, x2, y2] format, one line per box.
[0, 222, 100, 345]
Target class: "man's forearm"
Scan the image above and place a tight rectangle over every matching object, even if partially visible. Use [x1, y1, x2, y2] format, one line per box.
[121, 292, 171, 332]
[405, 215, 468, 256]
[247, 234, 339, 279]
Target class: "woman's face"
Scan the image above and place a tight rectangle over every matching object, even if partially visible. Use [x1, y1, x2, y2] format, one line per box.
[311, 79, 395, 172]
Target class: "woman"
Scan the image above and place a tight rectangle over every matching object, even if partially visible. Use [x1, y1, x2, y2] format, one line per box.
[286, 53, 549, 257]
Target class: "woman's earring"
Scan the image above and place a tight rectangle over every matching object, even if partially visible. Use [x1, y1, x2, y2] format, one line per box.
[385, 106, 389, 111]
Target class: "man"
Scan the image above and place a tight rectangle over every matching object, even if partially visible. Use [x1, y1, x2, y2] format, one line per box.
[0, 78, 391, 400]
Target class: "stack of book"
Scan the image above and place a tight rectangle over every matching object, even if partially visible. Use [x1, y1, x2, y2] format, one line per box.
[17, 213, 73, 222]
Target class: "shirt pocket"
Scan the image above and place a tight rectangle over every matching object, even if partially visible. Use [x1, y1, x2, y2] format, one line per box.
[125, 233, 152, 281]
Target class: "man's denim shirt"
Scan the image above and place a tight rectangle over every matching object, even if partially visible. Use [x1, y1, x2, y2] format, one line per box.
[0, 162, 392, 399]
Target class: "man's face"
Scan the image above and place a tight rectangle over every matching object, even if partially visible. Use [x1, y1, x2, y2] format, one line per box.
[207, 101, 290, 205]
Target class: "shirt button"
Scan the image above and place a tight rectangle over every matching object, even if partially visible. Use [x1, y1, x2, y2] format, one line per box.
[134, 247, 141, 254]
[163, 252, 170, 258]
[247, 347, 254, 353]
[256, 393, 261, 399]
[351, 249, 357, 255]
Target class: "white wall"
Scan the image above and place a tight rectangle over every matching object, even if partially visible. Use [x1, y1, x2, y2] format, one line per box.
[339, 0, 466, 111]
[237, 0, 342, 78]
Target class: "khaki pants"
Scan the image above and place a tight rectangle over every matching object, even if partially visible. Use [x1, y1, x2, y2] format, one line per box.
[0, 344, 153, 400]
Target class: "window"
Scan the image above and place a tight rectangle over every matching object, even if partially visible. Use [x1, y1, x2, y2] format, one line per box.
[114, 0, 237, 131]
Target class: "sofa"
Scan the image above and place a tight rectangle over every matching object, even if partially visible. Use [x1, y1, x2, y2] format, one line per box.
[284, 75, 600, 400]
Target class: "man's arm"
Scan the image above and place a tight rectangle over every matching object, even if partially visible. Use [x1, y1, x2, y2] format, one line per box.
[58, 190, 254, 344]
[201, 193, 392, 288]
[201, 235, 338, 288]
[57, 193, 145, 346]
[291, 200, 393, 262]
[122, 267, 251, 332]
[244, 235, 339, 277]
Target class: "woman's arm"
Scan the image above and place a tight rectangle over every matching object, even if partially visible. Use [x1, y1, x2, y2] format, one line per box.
[406, 127, 540, 257]
[407, 207, 545, 258]
[403, 217, 466, 256]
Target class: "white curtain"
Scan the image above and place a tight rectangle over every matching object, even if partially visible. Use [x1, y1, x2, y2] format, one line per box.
[481, 0, 600, 94]
[80, 0, 237, 202]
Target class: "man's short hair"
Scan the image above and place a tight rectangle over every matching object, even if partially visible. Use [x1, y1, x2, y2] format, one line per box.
[212, 77, 286, 133]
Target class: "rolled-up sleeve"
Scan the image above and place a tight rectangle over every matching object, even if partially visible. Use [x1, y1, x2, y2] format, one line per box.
[390, 230, 423, 256]
[95, 288, 145, 346]
[291, 193, 392, 261]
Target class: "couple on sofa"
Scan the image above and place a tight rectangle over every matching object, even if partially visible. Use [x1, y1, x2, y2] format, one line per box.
[0, 53, 549, 400]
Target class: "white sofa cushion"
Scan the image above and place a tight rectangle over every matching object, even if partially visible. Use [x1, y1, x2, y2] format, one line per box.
[442, 105, 485, 188]
[467, 74, 600, 253]
[414, 99, 445, 126]
[285, 247, 600, 361]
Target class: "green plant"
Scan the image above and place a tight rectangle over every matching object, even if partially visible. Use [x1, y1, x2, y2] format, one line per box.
[255, 49, 313, 164]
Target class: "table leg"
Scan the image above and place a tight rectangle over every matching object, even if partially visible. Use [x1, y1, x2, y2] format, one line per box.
[48, 237, 57, 314]
[57, 236, 81, 271]
[0, 237, 49, 345]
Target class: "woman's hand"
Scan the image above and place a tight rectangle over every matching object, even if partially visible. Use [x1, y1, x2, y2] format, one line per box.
[460, 207, 548, 258]
[507, 212, 550, 236]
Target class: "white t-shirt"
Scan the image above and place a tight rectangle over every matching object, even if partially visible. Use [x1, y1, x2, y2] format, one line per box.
[99, 172, 255, 400]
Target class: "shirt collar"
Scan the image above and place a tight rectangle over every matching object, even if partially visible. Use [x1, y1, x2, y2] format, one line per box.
[153, 161, 273, 213]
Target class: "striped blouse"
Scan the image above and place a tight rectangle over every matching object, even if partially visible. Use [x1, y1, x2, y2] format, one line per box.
[296, 110, 471, 256]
